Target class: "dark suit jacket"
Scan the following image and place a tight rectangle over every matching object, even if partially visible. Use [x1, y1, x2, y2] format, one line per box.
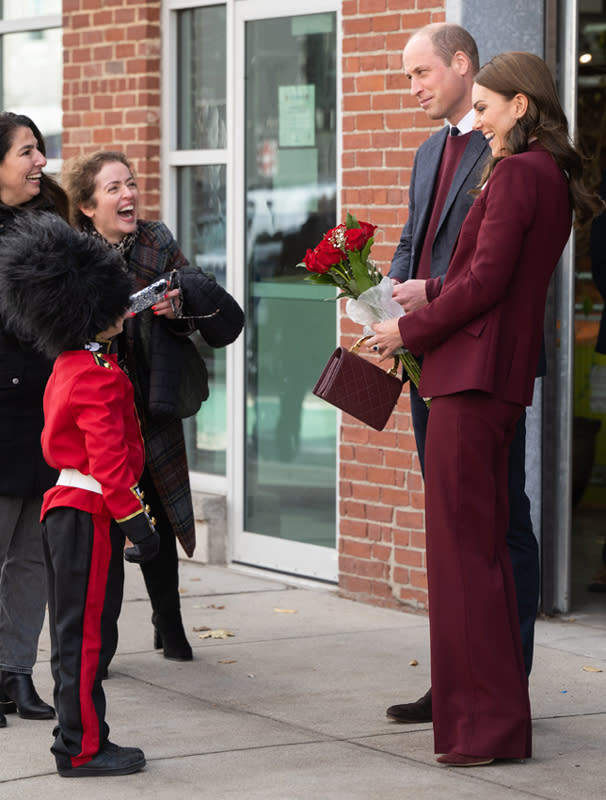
[399, 144, 571, 407]
[389, 126, 489, 286]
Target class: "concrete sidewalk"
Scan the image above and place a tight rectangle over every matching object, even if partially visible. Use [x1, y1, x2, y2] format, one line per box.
[1, 560, 605, 799]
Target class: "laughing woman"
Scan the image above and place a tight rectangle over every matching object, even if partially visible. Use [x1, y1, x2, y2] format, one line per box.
[62, 152, 243, 662]
[0, 112, 69, 727]
[368, 52, 603, 766]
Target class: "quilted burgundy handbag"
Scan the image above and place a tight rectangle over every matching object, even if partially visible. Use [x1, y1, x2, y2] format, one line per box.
[312, 337, 403, 431]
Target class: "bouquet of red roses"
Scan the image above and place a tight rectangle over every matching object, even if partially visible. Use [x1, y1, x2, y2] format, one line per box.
[299, 212, 422, 390]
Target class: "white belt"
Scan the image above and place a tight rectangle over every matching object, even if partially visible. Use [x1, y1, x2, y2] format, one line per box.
[57, 468, 103, 495]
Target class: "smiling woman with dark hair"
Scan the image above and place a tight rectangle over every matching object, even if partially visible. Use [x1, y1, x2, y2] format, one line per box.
[0, 111, 69, 729]
[368, 52, 603, 767]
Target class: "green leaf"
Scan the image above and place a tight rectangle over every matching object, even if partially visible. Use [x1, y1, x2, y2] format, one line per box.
[345, 211, 360, 229]
[331, 272, 349, 289]
[360, 236, 374, 262]
[304, 271, 337, 286]
[348, 250, 374, 295]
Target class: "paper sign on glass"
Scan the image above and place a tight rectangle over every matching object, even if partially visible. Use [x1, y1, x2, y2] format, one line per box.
[279, 85, 315, 148]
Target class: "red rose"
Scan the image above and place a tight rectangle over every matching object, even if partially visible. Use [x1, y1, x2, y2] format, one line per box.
[302, 248, 321, 272]
[343, 220, 377, 251]
[304, 238, 343, 274]
[343, 226, 366, 251]
[302, 248, 330, 274]
[359, 220, 377, 241]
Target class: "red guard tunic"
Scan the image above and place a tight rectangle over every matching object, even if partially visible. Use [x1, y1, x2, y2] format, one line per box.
[40, 348, 147, 769]
[42, 348, 145, 522]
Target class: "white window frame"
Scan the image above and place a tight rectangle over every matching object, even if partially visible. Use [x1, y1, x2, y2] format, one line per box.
[162, 0, 233, 498]
[0, 11, 62, 174]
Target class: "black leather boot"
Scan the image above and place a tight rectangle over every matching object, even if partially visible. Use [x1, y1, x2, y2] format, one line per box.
[139, 478, 193, 662]
[0, 708, 6, 728]
[0, 671, 55, 720]
[152, 612, 193, 661]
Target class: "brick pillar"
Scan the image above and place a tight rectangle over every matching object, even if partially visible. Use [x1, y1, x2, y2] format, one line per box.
[339, 0, 445, 609]
[62, 0, 161, 217]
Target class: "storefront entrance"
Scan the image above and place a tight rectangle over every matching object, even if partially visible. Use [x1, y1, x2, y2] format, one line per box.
[231, 0, 339, 581]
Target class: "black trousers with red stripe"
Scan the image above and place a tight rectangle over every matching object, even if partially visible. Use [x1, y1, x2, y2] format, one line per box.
[42, 507, 125, 768]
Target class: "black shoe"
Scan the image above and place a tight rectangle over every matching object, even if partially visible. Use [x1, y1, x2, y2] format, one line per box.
[386, 688, 432, 723]
[0, 709, 6, 728]
[102, 740, 145, 760]
[0, 671, 55, 720]
[56, 743, 146, 777]
[152, 613, 193, 661]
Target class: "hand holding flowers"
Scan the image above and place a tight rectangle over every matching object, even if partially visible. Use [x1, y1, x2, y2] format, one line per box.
[366, 318, 407, 362]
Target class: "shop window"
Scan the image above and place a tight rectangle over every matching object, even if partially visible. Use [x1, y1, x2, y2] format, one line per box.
[173, 3, 229, 477]
[0, 3, 62, 158]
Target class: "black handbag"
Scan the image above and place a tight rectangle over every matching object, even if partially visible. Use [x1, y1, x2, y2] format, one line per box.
[138, 311, 209, 420]
[175, 330, 209, 418]
[313, 337, 402, 430]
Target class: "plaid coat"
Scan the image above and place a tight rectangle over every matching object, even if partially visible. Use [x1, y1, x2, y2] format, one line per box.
[120, 221, 243, 556]
[120, 221, 203, 557]
[120, 221, 244, 556]
[114, 221, 211, 558]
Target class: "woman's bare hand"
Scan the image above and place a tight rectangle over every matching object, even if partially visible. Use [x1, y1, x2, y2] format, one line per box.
[365, 318, 404, 360]
[151, 287, 181, 318]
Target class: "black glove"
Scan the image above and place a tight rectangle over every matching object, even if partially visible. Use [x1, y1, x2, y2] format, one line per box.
[124, 532, 160, 563]
[119, 512, 160, 564]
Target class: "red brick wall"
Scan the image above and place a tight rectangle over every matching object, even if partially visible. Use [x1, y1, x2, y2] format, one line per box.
[62, 0, 161, 217]
[339, 0, 445, 610]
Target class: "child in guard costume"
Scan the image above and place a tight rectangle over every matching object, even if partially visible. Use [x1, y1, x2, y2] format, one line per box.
[0, 212, 160, 778]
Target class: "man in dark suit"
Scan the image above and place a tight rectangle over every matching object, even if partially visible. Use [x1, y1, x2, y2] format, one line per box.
[385, 22, 539, 722]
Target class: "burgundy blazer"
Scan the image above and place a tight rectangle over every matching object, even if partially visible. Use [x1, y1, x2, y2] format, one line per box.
[399, 143, 572, 407]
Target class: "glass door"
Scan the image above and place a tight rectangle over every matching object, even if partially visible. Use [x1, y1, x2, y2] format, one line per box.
[232, 0, 339, 581]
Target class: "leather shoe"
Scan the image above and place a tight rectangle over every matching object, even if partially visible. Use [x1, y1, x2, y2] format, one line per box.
[102, 740, 145, 760]
[436, 752, 494, 767]
[0, 671, 55, 720]
[386, 687, 432, 723]
[56, 742, 146, 777]
[0, 709, 6, 728]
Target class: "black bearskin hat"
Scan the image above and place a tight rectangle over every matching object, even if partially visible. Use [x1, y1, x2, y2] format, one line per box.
[0, 211, 132, 358]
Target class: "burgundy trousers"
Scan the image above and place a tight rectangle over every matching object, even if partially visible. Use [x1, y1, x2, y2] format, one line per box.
[424, 391, 532, 759]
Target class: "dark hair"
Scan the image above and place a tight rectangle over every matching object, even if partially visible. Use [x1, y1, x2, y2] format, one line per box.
[61, 151, 135, 229]
[426, 23, 480, 75]
[474, 52, 603, 227]
[0, 211, 132, 358]
[0, 111, 69, 221]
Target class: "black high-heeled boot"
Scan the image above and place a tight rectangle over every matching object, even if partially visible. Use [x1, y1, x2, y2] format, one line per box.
[151, 612, 192, 661]
[0, 671, 55, 720]
[138, 473, 193, 662]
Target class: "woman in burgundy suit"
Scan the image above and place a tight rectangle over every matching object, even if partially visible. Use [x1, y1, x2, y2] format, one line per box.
[369, 52, 603, 767]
